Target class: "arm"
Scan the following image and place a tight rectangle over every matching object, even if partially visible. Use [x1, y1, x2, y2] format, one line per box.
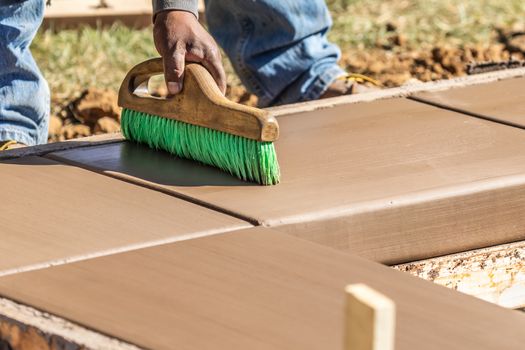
[152, 0, 226, 95]
[152, 0, 199, 18]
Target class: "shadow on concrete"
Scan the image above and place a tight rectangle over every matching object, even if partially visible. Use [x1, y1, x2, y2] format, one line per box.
[116, 142, 254, 187]
[1, 140, 257, 187]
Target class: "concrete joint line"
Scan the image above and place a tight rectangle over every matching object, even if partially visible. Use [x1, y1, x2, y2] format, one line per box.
[268, 67, 525, 117]
[0, 226, 244, 278]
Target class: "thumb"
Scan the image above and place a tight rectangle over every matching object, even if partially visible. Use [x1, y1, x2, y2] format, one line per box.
[164, 45, 186, 95]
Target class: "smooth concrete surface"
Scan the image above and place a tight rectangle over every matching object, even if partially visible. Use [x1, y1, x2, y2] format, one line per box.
[49, 98, 525, 264]
[0, 228, 524, 350]
[0, 156, 249, 274]
[413, 77, 525, 128]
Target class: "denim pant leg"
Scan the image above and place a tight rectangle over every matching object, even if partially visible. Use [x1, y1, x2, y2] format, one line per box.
[0, 0, 49, 146]
[205, 0, 345, 107]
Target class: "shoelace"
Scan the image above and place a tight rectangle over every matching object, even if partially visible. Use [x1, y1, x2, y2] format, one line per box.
[338, 73, 381, 87]
[0, 141, 18, 151]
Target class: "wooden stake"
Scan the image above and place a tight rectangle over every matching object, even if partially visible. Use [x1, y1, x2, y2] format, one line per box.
[344, 284, 396, 350]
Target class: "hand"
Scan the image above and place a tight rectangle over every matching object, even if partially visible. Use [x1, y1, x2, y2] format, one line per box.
[153, 11, 227, 95]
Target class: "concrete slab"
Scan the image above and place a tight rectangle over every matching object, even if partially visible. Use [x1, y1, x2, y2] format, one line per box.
[0, 156, 249, 275]
[0, 228, 524, 350]
[49, 98, 525, 264]
[412, 76, 525, 128]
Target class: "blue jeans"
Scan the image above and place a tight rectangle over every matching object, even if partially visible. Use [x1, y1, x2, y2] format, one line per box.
[0, 0, 49, 146]
[205, 0, 345, 107]
[0, 0, 341, 145]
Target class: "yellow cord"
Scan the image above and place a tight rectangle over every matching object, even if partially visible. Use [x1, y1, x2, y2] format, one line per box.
[0, 141, 18, 151]
[338, 73, 381, 87]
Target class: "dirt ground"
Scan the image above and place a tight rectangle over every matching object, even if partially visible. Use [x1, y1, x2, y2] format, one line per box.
[47, 28, 525, 143]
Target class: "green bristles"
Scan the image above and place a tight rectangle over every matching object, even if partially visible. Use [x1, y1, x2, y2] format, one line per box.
[121, 108, 280, 185]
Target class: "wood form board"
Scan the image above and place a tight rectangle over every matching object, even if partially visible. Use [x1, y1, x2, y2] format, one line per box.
[43, 0, 152, 29]
[49, 98, 525, 264]
[0, 228, 524, 350]
[43, 0, 206, 29]
[413, 77, 525, 128]
[0, 156, 249, 273]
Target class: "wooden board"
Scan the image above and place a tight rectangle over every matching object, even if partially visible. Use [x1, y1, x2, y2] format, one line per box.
[0, 228, 524, 350]
[43, 0, 206, 29]
[0, 156, 249, 275]
[43, 0, 152, 29]
[49, 98, 525, 264]
[412, 77, 525, 128]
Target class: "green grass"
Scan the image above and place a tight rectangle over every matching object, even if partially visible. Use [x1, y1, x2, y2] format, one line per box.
[326, 0, 525, 50]
[33, 24, 156, 107]
[31, 0, 525, 109]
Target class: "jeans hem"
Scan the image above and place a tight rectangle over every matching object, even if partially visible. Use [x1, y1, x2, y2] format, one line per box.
[303, 64, 346, 102]
[0, 129, 38, 146]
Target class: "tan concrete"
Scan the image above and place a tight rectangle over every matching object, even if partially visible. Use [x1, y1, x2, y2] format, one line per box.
[0, 156, 249, 275]
[50, 98, 525, 264]
[0, 228, 524, 350]
[413, 76, 525, 128]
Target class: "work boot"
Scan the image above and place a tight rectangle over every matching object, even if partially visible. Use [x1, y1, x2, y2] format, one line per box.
[320, 73, 380, 99]
[0, 140, 26, 151]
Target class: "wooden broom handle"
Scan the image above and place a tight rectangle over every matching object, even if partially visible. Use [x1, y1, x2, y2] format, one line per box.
[118, 58, 279, 142]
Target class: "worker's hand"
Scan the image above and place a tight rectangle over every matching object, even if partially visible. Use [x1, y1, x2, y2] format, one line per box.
[153, 10, 226, 96]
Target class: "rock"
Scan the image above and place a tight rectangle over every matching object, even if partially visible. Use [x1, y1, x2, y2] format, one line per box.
[150, 84, 168, 98]
[508, 34, 525, 54]
[238, 92, 258, 107]
[72, 88, 120, 125]
[432, 63, 444, 74]
[391, 34, 407, 47]
[385, 22, 397, 32]
[367, 61, 385, 74]
[61, 124, 91, 140]
[94, 117, 120, 134]
[48, 115, 63, 137]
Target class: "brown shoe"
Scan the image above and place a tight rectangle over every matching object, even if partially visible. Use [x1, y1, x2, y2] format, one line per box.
[0, 140, 26, 151]
[320, 73, 381, 99]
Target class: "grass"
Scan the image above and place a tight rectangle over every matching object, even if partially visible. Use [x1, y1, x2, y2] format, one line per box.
[32, 0, 525, 110]
[33, 24, 156, 106]
[326, 0, 525, 50]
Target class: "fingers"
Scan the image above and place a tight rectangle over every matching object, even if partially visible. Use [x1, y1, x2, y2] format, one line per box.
[185, 44, 227, 95]
[201, 47, 227, 94]
[164, 42, 186, 95]
[153, 11, 226, 96]
[164, 43, 226, 96]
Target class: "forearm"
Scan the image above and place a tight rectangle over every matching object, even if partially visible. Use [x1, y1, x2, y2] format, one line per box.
[152, 0, 199, 18]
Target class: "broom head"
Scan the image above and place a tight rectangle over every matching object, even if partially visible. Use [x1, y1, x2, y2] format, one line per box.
[118, 58, 280, 185]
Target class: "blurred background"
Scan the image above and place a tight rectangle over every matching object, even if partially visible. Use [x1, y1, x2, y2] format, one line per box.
[37, 0, 525, 142]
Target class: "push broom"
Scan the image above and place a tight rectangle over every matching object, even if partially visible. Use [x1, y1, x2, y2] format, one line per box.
[118, 58, 280, 185]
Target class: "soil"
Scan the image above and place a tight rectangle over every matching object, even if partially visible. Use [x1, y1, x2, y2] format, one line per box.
[47, 29, 525, 142]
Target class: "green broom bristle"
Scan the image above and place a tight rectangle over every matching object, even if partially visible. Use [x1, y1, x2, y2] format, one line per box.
[121, 108, 280, 185]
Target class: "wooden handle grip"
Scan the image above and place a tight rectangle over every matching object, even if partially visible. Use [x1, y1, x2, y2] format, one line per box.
[118, 58, 279, 142]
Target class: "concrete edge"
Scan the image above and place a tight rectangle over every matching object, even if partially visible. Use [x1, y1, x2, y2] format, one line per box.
[267, 67, 525, 116]
[0, 225, 249, 278]
[0, 297, 142, 350]
[0, 133, 124, 161]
